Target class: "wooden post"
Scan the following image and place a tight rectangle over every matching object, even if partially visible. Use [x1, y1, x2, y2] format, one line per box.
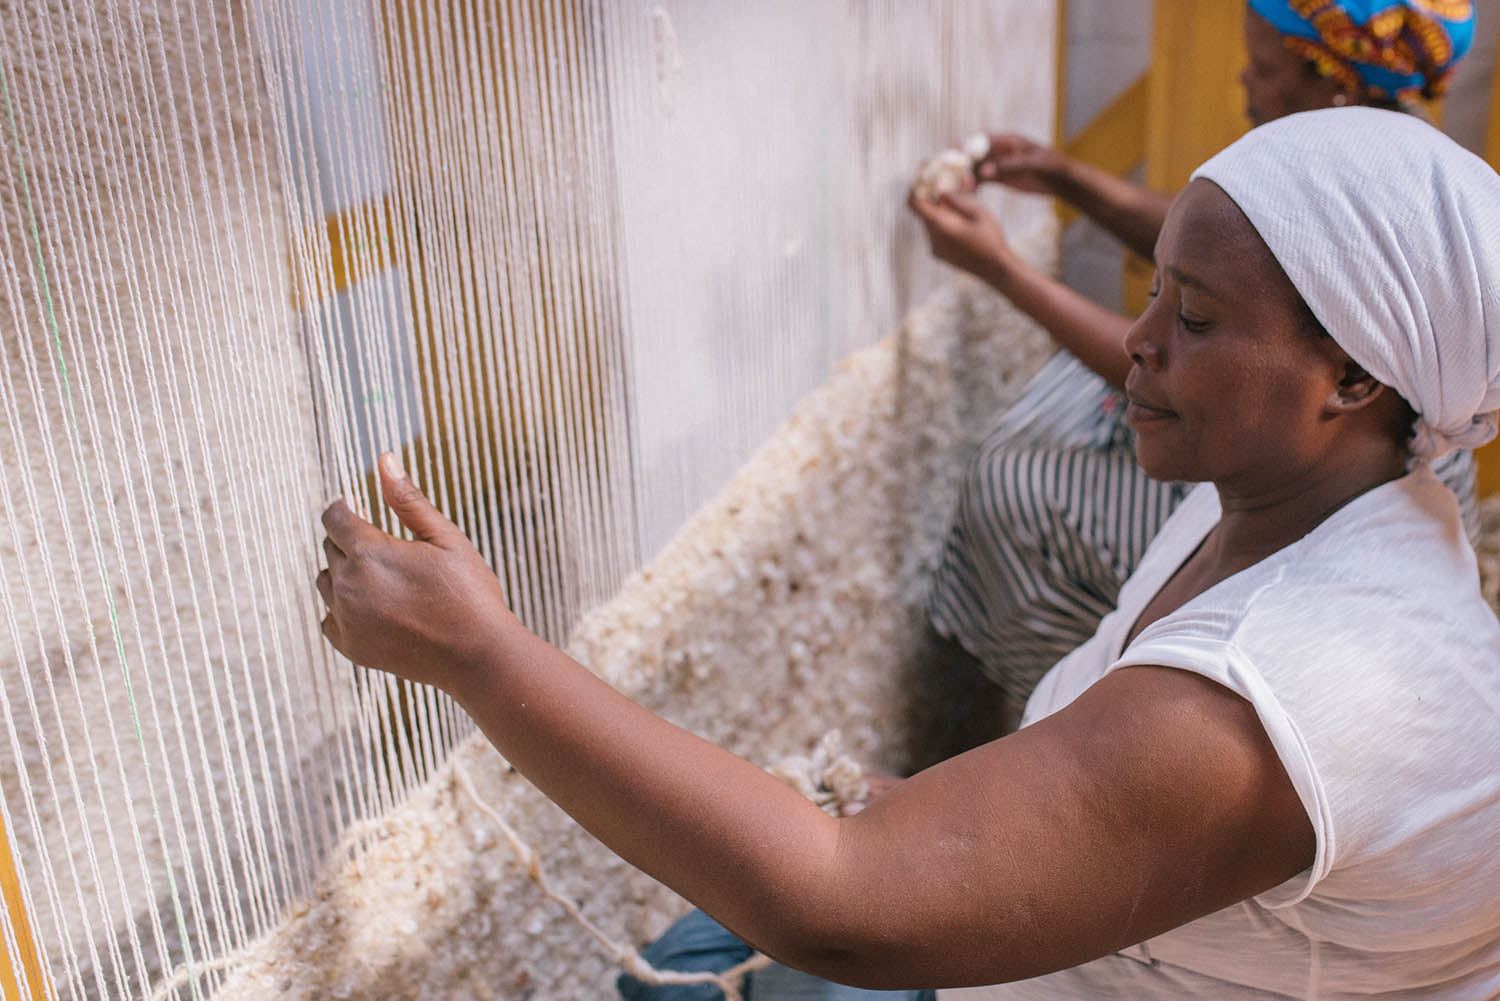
[1144, 0, 1249, 192]
[1476, 24, 1500, 496]
[1487, 40, 1500, 171]
[1058, 74, 1150, 230]
[0, 813, 50, 1001]
[1053, 0, 1151, 313]
[1125, 0, 1251, 313]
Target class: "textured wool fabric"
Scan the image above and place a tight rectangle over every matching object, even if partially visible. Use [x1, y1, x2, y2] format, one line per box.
[1193, 107, 1500, 460]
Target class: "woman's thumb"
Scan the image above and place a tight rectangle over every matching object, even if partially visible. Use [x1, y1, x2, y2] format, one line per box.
[940, 191, 983, 218]
[378, 453, 454, 544]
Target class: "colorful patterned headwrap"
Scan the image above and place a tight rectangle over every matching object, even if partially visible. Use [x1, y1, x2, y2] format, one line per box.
[1248, 0, 1476, 100]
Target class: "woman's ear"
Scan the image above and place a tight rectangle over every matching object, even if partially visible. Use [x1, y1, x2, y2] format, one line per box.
[1325, 359, 1387, 413]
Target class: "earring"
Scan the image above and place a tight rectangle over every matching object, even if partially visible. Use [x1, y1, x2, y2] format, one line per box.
[1332, 93, 1350, 107]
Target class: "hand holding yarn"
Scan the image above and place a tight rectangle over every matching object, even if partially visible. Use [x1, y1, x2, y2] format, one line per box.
[973, 133, 1067, 195]
[317, 453, 518, 696]
[909, 132, 990, 201]
[907, 188, 1016, 284]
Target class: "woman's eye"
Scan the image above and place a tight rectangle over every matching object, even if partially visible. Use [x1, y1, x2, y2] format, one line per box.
[1178, 313, 1211, 333]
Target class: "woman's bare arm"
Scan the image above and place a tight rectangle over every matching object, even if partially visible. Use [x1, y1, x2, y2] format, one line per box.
[979, 134, 1174, 260]
[1048, 158, 1174, 261]
[317, 459, 1315, 989]
[910, 191, 1134, 389]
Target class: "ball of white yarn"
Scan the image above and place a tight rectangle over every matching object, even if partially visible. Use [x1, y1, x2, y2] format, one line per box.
[912, 150, 974, 201]
[911, 132, 991, 201]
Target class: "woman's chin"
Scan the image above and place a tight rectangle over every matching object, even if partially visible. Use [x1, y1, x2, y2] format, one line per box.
[1132, 442, 1197, 484]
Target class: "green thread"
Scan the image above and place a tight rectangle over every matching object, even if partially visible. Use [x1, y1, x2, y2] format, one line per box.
[0, 59, 203, 1001]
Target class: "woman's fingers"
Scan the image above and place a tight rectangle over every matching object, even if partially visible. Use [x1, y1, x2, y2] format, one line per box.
[908, 189, 938, 221]
[321, 498, 373, 554]
[938, 191, 983, 219]
[312, 460, 517, 690]
[910, 190, 965, 230]
[975, 134, 1061, 195]
[377, 452, 460, 546]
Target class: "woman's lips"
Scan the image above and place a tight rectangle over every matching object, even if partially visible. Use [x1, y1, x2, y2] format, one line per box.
[1125, 394, 1176, 425]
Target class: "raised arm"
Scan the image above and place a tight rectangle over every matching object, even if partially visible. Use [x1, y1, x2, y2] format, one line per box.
[909, 191, 1133, 389]
[979, 134, 1174, 261]
[317, 457, 1315, 989]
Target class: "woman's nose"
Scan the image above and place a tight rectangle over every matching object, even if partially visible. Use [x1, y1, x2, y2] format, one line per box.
[1123, 298, 1166, 369]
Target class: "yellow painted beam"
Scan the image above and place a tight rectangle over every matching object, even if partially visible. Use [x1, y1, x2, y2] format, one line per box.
[1119, 0, 1250, 315]
[1063, 73, 1150, 177]
[1122, 252, 1155, 318]
[1478, 440, 1500, 497]
[0, 813, 51, 1001]
[1057, 72, 1150, 230]
[1423, 96, 1446, 129]
[1477, 27, 1500, 496]
[290, 196, 400, 309]
[1145, 0, 1249, 193]
[1488, 49, 1500, 169]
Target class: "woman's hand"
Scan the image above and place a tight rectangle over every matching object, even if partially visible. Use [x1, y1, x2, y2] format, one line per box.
[908, 190, 1017, 284]
[977, 133, 1172, 260]
[974, 133, 1068, 195]
[317, 453, 517, 696]
[908, 188, 1135, 388]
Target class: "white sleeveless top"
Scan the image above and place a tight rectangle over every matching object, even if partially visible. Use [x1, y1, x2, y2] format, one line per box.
[943, 465, 1500, 1000]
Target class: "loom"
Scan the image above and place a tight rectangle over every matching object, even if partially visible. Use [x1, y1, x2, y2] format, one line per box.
[0, 1, 1059, 997]
[14, 3, 1496, 998]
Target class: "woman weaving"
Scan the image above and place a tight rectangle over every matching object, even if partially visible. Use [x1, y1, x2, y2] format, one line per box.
[315, 109, 1500, 998]
[912, 0, 1480, 733]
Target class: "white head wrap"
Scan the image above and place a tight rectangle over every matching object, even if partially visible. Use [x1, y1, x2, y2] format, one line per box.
[1192, 107, 1500, 460]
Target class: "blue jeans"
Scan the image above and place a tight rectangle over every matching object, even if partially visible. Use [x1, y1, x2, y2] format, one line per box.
[618, 910, 936, 1001]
